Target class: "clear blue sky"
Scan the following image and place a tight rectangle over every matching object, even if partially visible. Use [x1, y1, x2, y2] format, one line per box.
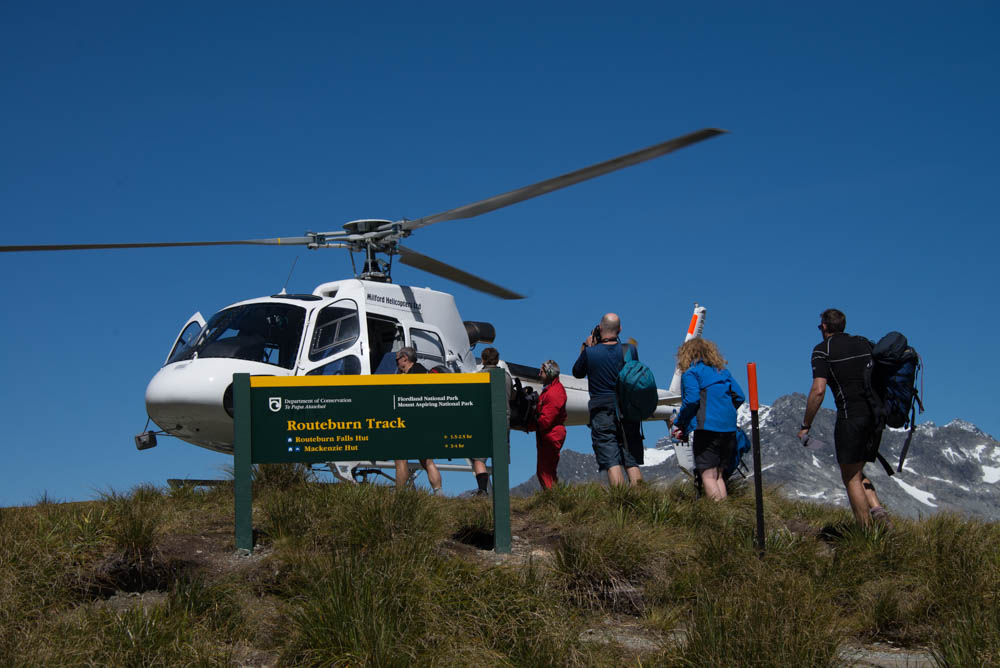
[1, 2, 997, 505]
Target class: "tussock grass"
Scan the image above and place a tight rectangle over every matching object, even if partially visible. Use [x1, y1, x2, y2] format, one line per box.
[2, 479, 998, 665]
[100, 485, 164, 564]
[669, 571, 842, 667]
[253, 461, 315, 489]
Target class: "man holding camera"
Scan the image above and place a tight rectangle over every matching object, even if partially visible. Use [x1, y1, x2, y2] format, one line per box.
[572, 313, 644, 487]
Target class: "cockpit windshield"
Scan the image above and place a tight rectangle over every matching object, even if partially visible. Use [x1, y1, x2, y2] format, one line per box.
[169, 303, 306, 369]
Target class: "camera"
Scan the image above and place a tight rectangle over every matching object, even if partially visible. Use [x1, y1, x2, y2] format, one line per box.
[591, 324, 602, 344]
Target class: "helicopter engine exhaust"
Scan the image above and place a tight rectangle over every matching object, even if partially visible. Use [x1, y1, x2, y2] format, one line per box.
[463, 321, 496, 346]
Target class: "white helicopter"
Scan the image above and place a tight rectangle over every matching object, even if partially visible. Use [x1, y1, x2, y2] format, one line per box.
[0, 128, 722, 482]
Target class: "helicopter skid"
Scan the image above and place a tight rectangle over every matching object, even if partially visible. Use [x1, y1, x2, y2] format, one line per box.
[330, 459, 486, 484]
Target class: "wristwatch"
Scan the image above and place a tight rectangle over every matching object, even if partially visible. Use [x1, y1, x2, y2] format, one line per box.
[800, 423, 811, 431]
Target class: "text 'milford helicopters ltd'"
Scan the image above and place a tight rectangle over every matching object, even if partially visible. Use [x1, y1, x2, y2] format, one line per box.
[1, 128, 721, 484]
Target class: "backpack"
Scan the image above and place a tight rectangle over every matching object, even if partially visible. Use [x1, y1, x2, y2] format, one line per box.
[723, 428, 753, 481]
[870, 332, 924, 472]
[616, 343, 659, 421]
[509, 378, 539, 431]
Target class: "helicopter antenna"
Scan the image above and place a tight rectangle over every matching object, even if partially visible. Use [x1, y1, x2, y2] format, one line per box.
[280, 256, 299, 294]
[348, 249, 358, 277]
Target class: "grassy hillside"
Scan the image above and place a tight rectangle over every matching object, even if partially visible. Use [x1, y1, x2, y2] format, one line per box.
[1, 470, 998, 666]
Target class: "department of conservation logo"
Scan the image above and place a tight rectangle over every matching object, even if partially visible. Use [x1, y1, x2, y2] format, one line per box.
[268, 397, 282, 412]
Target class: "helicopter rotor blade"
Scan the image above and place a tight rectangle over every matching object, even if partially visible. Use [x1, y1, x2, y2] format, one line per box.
[397, 245, 524, 300]
[0, 236, 336, 253]
[401, 127, 727, 232]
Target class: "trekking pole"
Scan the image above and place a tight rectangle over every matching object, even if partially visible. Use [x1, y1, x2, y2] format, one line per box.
[747, 363, 765, 558]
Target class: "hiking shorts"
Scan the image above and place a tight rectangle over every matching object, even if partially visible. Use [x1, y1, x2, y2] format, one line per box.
[834, 414, 878, 466]
[693, 429, 736, 473]
[589, 407, 644, 471]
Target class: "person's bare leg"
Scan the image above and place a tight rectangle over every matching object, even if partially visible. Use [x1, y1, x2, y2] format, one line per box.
[862, 475, 893, 527]
[394, 460, 410, 489]
[626, 466, 643, 485]
[606, 465, 625, 487]
[422, 460, 442, 492]
[861, 475, 883, 510]
[700, 467, 728, 500]
[841, 461, 871, 526]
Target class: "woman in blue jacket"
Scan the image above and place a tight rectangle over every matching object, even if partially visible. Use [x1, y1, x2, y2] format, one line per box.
[672, 338, 745, 500]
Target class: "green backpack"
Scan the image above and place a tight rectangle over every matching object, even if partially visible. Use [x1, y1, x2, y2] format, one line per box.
[616, 344, 658, 421]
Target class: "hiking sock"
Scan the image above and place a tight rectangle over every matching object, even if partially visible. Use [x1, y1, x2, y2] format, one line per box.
[870, 506, 894, 530]
[475, 472, 490, 493]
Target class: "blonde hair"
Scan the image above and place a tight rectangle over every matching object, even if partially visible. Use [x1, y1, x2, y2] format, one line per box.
[676, 338, 727, 372]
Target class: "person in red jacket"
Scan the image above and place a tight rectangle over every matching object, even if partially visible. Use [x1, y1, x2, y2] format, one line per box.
[534, 360, 567, 490]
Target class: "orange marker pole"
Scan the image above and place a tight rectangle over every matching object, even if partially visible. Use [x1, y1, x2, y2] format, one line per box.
[747, 363, 765, 557]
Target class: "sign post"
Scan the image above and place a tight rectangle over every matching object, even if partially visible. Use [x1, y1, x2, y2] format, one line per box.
[233, 373, 253, 552]
[746, 362, 765, 557]
[488, 368, 511, 553]
[232, 369, 511, 554]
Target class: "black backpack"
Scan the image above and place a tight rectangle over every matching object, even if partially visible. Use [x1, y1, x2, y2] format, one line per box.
[870, 332, 924, 472]
[509, 378, 539, 431]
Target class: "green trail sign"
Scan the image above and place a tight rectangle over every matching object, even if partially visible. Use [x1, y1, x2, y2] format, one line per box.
[232, 370, 511, 553]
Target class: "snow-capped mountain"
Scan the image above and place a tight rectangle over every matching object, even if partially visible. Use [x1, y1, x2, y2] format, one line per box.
[513, 394, 1000, 521]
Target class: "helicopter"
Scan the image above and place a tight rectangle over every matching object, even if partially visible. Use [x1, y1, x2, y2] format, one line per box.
[0, 128, 723, 482]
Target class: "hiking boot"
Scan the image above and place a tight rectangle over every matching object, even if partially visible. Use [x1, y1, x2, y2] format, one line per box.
[870, 506, 894, 530]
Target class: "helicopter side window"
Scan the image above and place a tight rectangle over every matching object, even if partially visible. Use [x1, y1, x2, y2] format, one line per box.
[309, 300, 360, 362]
[411, 328, 446, 368]
[167, 320, 204, 365]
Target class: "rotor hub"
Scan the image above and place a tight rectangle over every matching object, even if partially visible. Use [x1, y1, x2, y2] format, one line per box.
[343, 219, 393, 235]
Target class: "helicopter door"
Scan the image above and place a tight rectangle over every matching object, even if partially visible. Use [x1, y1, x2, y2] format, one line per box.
[164, 312, 206, 365]
[409, 326, 449, 372]
[367, 313, 405, 374]
[301, 299, 364, 376]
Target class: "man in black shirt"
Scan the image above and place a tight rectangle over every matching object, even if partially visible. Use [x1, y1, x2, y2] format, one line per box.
[798, 309, 889, 527]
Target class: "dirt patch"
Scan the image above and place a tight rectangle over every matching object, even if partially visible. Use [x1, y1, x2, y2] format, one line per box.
[452, 526, 495, 551]
[579, 615, 665, 655]
[102, 590, 169, 613]
[83, 551, 192, 599]
[157, 514, 239, 576]
[77, 512, 275, 601]
[230, 642, 280, 668]
[448, 510, 563, 566]
[839, 642, 935, 667]
[511, 512, 563, 552]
